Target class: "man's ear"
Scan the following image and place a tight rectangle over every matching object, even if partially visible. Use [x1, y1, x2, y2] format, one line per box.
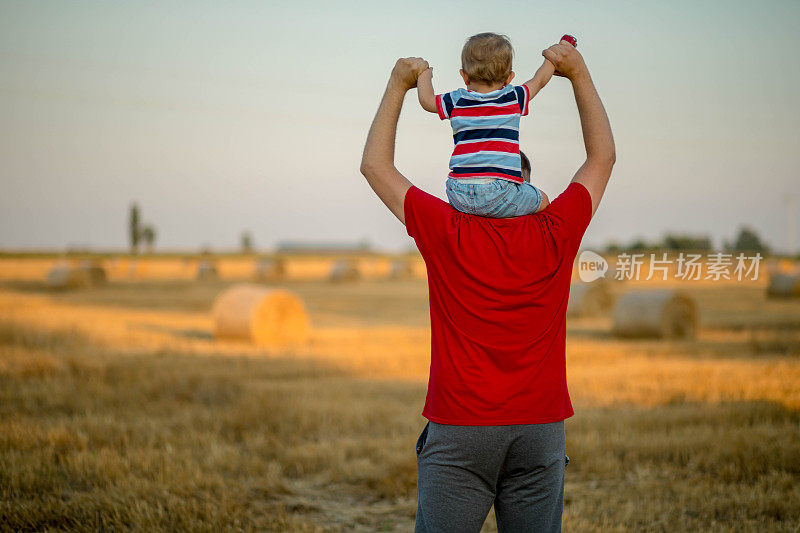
[459, 69, 470, 86]
[506, 71, 515, 85]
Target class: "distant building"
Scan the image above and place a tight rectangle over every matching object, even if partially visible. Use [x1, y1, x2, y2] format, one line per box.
[276, 241, 371, 255]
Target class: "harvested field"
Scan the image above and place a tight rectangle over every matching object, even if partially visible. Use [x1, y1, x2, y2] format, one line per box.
[1, 258, 799, 531]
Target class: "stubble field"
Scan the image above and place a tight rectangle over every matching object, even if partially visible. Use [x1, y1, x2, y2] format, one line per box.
[1, 256, 799, 531]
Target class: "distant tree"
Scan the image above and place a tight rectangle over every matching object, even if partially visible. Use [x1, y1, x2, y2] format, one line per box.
[141, 225, 157, 254]
[695, 236, 712, 250]
[662, 234, 680, 250]
[129, 203, 141, 254]
[728, 226, 769, 253]
[628, 238, 651, 252]
[662, 233, 712, 251]
[605, 240, 622, 254]
[241, 231, 254, 254]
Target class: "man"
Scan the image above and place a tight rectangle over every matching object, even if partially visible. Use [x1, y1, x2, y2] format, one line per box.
[360, 42, 615, 532]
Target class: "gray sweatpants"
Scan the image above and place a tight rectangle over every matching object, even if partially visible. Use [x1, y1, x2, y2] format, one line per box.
[415, 420, 566, 533]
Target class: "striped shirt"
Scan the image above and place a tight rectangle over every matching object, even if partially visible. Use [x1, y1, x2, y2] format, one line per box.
[436, 84, 530, 183]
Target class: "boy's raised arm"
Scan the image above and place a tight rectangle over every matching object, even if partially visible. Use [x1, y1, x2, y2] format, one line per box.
[523, 58, 556, 100]
[417, 68, 438, 113]
[523, 39, 575, 100]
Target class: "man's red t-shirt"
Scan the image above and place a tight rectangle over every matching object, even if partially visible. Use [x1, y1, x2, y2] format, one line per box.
[404, 182, 593, 425]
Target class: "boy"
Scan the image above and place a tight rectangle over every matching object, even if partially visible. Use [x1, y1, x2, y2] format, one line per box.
[417, 32, 560, 217]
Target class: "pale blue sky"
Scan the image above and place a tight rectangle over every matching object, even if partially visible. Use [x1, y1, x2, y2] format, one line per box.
[1, 1, 798, 252]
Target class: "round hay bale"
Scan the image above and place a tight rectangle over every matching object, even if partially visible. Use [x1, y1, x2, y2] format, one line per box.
[612, 290, 698, 339]
[329, 259, 360, 283]
[46, 264, 90, 290]
[775, 259, 796, 275]
[567, 281, 614, 317]
[197, 259, 219, 281]
[79, 259, 107, 285]
[212, 284, 310, 346]
[389, 259, 415, 280]
[255, 257, 285, 282]
[767, 273, 800, 298]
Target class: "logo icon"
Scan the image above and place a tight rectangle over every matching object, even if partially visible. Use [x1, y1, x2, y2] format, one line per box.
[578, 250, 608, 282]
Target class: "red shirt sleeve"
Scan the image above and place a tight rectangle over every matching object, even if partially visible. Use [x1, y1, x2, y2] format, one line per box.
[538, 182, 593, 247]
[404, 186, 452, 249]
[435, 94, 448, 120]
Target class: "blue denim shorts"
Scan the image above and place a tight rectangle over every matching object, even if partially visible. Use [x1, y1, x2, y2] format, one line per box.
[446, 178, 544, 218]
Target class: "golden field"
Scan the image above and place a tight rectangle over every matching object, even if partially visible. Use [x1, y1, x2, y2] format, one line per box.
[1, 256, 799, 531]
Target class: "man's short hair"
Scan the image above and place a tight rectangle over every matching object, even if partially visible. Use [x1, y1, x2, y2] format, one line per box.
[461, 33, 513, 85]
[520, 150, 531, 183]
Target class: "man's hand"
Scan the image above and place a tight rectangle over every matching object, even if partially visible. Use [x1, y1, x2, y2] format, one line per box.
[390, 57, 430, 91]
[542, 41, 587, 80]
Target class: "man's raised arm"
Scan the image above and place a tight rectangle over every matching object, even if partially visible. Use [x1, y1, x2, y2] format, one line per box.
[543, 44, 616, 217]
[360, 57, 429, 225]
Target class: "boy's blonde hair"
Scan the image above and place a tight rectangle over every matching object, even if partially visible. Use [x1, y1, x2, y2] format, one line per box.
[461, 32, 513, 85]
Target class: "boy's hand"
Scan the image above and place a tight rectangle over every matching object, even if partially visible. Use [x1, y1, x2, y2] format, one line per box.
[390, 57, 430, 91]
[542, 41, 587, 80]
[418, 67, 433, 83]
[416, 66, 438, 114]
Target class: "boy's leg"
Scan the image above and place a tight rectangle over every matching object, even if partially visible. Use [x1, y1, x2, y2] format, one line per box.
[415, 422, 506, 533]
[504, 182, 545, 216]
[538, 189, 550, 210]
[468, 180, 516, 218]
[476, 181, 544, 218]
[447, 180, 543, 218]
[445, 178, 475, 215]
